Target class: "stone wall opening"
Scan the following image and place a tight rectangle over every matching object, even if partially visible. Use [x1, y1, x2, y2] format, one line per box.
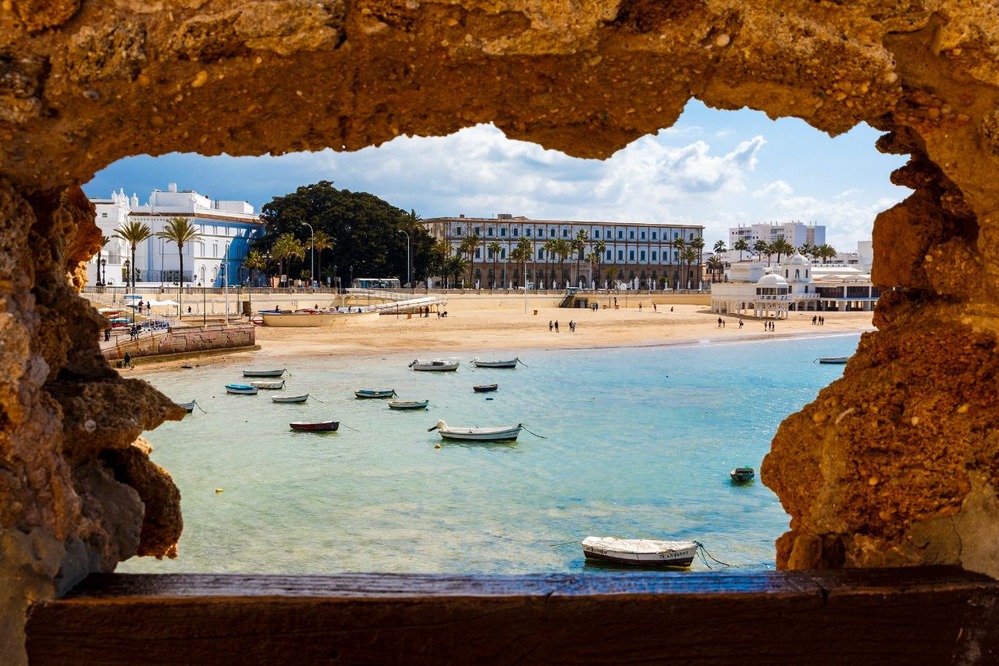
[4, 2, 999, 663]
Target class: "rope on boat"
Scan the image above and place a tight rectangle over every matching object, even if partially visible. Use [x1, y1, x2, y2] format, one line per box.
[695, 541, 732, 569]
[517, 358, 529, 367]
[520, 424, 547, 439]
[310, 394, 325, 403]
[341, 423, 361, 432]
[193, 400, 208, 414]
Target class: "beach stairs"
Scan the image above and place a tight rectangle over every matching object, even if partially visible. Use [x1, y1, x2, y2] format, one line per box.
[347, 290, 448, 315]
[559, 292, 576, 308]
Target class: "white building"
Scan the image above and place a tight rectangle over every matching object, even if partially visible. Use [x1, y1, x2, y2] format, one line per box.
[710, 252, 880, 318]
[88, 183, 265, 288]
[728, 221, 825, 250]
[422, 213, 705, 289]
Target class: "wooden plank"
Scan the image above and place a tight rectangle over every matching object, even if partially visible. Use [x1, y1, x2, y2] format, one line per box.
[26, 568, 999, 665]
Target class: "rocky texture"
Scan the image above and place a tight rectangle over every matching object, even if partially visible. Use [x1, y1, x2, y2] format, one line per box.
[3, 0, 999, 662]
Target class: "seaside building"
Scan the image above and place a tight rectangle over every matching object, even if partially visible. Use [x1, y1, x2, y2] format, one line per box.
[710, 251, 880, 318]
[422, 214, 705, 289]
[88, 183, 265, 288]
[728, 221, 825, 250]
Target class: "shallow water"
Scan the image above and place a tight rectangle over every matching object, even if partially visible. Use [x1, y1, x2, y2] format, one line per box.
[119, 333, 859, 575]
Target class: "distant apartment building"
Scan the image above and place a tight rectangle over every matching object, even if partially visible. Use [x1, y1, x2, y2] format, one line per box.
[422, 214, 705, 289]
[89, 183, 265, 288]
[728, 221, 825, 250]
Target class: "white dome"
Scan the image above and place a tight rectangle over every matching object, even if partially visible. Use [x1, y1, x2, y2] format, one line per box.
[757, 272, 788, 286]
[785, 252, 811, 265]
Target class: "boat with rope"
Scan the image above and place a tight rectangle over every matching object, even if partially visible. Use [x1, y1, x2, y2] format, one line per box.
[242, 368, 286, 378]
[471, 357, 520, 369]
[225, 384, 258, 395]
[250, 379, 285, 390]
[272, 394, 309, 404]
[581, 537, 699, 567]
[429, 420, 522, 442]
[409, 358, 460, 372]
[289, 420, 339, 432]
[473, 384, 498, 393]
[388, 400, 429, 410]
[355, 389, 397, 399]
[815, 356, 849, 364]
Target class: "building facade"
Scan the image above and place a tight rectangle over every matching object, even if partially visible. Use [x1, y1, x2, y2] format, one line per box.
[422, 214, 705, 289]
[88, 183, 265, 288]
[728, 221, 826, 250]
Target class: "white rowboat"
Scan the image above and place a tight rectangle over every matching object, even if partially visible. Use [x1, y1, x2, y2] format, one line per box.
[432, 420, 521, 442]
[272, 394, 309, 404]
[250, 379, 285, 390]
[471, 357, 519, 368]
[409, 358, 460, 372]
[581, 537, 698, 567]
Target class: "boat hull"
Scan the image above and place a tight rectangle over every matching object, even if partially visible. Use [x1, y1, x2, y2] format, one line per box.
[250, 380, 285, 390]
[388, 400, 429, 410]
[272, 394, 309, 404]
[581, 537, 698, 567]
[410, 359, 459, 371]
[472, 358, 518, 368]
[242, 369, 285, 378]
[473, 384, 498, 393]
[289, 421, 339, 431]
[438, 425, 521, 441]
[355, 390, 396, 399]
[730, 467, 756, 483]
[225, 384, 258, 395]
[816, 356, 849, 364]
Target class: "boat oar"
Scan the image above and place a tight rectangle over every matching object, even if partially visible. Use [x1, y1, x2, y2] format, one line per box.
[427, 424, 440, 432]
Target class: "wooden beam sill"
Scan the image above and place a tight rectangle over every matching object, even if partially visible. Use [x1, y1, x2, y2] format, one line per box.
[27, 567, 999, 664]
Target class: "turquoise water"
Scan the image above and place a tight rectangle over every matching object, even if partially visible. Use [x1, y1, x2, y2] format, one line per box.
[119, 334, 859, 575]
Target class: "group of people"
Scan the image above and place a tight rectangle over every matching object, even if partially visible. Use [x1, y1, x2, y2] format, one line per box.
[548, 320, 577, 332]
[764, 320, 776, 331]
[811, 315, 826, 325]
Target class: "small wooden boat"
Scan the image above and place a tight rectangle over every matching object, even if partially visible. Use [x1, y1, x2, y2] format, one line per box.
[242, 368, 286, 378]
[289, 420, 339, 432]
[473, 384, 498, 393]
[388, 400, 429, 410]
[250, 379, 285, 390]
[471, 357, 519, 368]
[409, 358, 460, 372]
[272, 394, 309, 404]
[177, 400, 196, 413]
[730, 466, 756, 483]
[815, 356, 849, 364]
[581, 537, 699, 567]
[355, 389, 396, 399]
[430, 420, 521, 442]
[225, 384, 258, 395]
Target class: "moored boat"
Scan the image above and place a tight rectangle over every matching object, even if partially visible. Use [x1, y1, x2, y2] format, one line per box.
[430, 420, 521, 442]
[473, 384, 498, 393]
[581, 536, 699, 567]
[242, 368, 286, 378]
[250, 379, 285, 390]
[177, 400, 196, 413]
[388, 400, 429, 410]
[355, 389, 396, 399]
[409, 358, 460, 372]
[730, 466, 756, 483]
[815, 356, 849, 364]
[272, 394, 309, 404]
[289, 420, 339, 432]
[225, 384, 258, 395]
[471, 357, 519, 368]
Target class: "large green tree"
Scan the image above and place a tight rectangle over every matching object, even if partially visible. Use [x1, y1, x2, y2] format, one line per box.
[258, 181, 433, 286]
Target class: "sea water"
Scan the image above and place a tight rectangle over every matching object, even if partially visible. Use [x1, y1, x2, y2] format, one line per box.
[118, 333, 860, 575]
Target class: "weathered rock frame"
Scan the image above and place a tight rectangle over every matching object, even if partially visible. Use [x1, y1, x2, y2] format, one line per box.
[3, 1, 999, 663]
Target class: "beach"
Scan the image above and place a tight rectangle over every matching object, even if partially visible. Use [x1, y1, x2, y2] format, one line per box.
[245, 301, 875, 362]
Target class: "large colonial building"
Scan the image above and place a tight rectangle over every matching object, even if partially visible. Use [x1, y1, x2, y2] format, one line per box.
[422, 214, 705, 289]
[88, 183, 265, 288]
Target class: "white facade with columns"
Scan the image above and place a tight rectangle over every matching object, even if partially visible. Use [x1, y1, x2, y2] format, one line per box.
[88, 183, 265, 288]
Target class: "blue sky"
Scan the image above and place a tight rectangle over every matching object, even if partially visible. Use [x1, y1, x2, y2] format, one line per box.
[84, 100, 910, 252]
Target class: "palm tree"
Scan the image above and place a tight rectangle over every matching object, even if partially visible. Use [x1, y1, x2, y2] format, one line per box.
[591, 239, 606, 287]
[798, 242, 817, 261]
[96, 235, 110, 285]
[713, 239, 727, 255]
[155, 217, 200, 314]
[770, 237, 795, 264]
[552, 238, 572, 288]
[114, 220, 152, 293]
[680, 247, 698, 289]
[445, 254, 467, 288]
[271, 233, 305, 286]
[311, 230, 334, 286]
[733, 238, 749, 261]
[753, 239, 769, 262]
[571, 229, 589, 286]
[706, 255, 725, 283]
[816, 243, 838, 264]
[487, 240, 502, 287]
[457, 233, 481, 286]
[509, 237, 533, 288]
[543, 238, 558, 288]
[243, 250, 267, 286]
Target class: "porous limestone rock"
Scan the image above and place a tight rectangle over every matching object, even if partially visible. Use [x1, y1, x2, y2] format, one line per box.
[3, 1, 999, 663]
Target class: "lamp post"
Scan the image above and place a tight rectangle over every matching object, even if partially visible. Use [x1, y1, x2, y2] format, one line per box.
[124, 259, 133, 325]
[302, 222, 314, 288]
[398, 229, 410, 288]
[222, 256, 228, 326]
[100, 258, 106, 287]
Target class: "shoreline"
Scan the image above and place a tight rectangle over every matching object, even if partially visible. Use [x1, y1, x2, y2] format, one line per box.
[132, 302, 875, 374]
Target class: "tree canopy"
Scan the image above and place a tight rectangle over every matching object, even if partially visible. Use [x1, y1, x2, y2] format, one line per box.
[258, 181, 434, 286]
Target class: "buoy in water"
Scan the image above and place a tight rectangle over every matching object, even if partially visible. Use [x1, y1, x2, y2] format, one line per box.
[434, 443, 441, 449]
[215, 488, 224, 494]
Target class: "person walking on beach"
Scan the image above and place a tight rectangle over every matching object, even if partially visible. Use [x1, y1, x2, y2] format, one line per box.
[123, 352, 132, 369]
[739, 319, 744, 329]
[554, 321, 559, 333]
[549, 320, 554, 332]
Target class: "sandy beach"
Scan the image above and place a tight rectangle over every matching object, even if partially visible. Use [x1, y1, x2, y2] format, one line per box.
[243, 301, 876, 363]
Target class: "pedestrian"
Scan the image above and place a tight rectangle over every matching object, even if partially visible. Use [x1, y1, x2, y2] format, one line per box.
[717, 316, 722, 328]
[812, 315, 817, 325]
[670, 306, 673, 312]
[739, 320, 744, 329]
[554, 320, 559, 333]
[104, 328, 110, 341]
[123, 352, 132, 369]
[569, 320, 575, 332]
[549, 320, 553, 332]
[639, 302, 642, 311]
[653, 303, 657, 312]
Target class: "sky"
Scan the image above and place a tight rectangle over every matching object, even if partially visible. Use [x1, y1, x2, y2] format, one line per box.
[83, 100, 911, 252]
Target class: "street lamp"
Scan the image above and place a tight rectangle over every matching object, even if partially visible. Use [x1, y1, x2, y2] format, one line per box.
[301, 222, 314, 288]
[398, 229, 410, 288]
[99, 258, 106, 287]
